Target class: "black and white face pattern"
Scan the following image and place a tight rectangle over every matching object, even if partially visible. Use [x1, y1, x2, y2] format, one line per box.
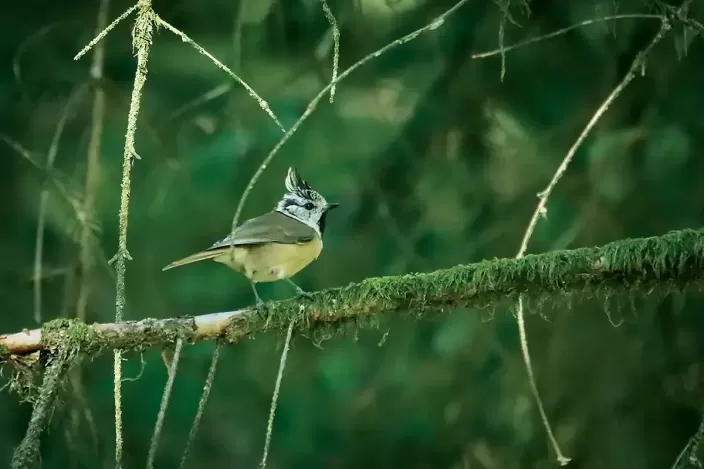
[275, 167, 336, 235]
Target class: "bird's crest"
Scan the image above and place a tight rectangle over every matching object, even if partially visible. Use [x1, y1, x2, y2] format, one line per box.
[285, 167, 314, 199]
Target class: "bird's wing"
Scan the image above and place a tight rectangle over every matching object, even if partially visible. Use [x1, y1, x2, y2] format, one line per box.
[162, 211, 316, 271]
[206, 211, 315, 250]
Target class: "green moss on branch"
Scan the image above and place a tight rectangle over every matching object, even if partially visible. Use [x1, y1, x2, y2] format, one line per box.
[238, 228, 703, 337]
[10, 347, 75, 469]
[0, 229, 701, 358]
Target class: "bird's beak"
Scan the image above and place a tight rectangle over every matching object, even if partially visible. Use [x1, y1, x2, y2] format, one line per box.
[325, 202, 340, 211]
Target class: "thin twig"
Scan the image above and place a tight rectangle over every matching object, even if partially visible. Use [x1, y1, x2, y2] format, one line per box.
[34, 86, 87, 325]
[156, 16, 285, 132]
[14, 22, 64, 95]
[494, 0, 510, 81]
[230, 12, 663, 230]
[147, 339, 184, 469]
[512, 14, 676, 466]
[231, 0, 470, 228]
[260, 321, 295, 469]
[178, 344, 222, 469]
[471, 14, 662, 59]
[165, 82, 232, 122]
[73, 3, 138, 61]
[515, 17, 673, 257]
[319, 0, 340, 102]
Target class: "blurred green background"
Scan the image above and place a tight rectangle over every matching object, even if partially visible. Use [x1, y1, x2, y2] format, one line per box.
[0, 0, 703, 467]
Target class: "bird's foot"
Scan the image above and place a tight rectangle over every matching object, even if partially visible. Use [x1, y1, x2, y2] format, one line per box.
[294, 288, 313, 300]
[252, 295, 268, 321]
[289, 280, 313, 300]
[251, 283, 265, 308]
[287, 279, 312, 300]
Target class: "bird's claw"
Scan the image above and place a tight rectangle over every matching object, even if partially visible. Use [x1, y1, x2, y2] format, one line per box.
[286, 279, 312, 300]
[294, 288, 312, 300]
[253, 297, 267, 321]
[297, 291, 312, 299]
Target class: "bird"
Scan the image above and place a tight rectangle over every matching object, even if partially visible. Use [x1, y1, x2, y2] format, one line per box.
[162, 167, 339, 305]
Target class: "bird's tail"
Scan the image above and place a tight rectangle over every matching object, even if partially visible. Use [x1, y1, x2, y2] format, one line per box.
[162, 249, 222, 271]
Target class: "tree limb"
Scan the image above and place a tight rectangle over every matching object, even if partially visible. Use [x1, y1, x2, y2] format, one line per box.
[0, 228, 701, 360]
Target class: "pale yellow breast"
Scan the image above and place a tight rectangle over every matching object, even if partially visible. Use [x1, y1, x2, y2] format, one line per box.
[213, 236, 323, 283]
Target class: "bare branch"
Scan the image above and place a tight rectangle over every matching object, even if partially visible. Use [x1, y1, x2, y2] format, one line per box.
[471, 14, 663, 59]
[147, 339, 183, 469]
[156, 16, 285, 132]
[260, 322, 294, 469]
[318, 0, 340, 102]
[178, 344, 222, 469]
[73, 3, 139, 60]
[512, 11, 683, 466]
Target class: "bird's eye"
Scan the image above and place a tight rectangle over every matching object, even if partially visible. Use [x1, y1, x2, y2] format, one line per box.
[303, 202, 315, 210]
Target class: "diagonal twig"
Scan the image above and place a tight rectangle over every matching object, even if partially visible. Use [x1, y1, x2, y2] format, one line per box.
[146, 339, 183, 469]
[74, 3, 139, 61]
[231, 0, 470, 228]
[156, 16, 285, 132]
[512, 11, 681, 466]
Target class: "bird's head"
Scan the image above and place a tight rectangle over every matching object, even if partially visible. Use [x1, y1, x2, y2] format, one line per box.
[275, 167, 339, 235]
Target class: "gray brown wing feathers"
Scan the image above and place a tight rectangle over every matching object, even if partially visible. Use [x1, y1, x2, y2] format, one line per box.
[162, 211, 315, 271]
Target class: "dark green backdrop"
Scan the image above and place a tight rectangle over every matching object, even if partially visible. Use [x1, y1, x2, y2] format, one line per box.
[0, 0, 702, 468]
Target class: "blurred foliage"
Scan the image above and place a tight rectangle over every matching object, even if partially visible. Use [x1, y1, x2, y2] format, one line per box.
[0, 0, 703, 467]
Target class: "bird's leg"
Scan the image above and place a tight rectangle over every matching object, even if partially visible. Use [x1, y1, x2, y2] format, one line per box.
[251, 282, 265, 306]
[285, 278, 312, 299]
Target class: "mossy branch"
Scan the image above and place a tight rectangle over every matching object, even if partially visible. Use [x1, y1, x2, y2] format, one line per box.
[671, 421, 704, 469]
[10, 348, 76, 469]
[1, 229, 701, 359]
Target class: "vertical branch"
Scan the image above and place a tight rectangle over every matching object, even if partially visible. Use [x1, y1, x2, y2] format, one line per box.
[111, 1, 155, 466]
[155, 17, 284, 132]
[147, 339, 184, 469]
[513, 15, 676, 466]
